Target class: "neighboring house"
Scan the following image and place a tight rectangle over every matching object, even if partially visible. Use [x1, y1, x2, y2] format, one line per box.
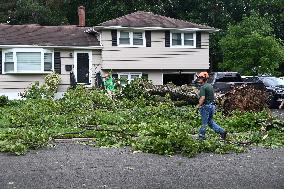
[0, 7, 217, 99]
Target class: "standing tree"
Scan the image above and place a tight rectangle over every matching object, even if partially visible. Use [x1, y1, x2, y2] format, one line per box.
[7, 0, 68, 25]
[219, 12, 284, 75]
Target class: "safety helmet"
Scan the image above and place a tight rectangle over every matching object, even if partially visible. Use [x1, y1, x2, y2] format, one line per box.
[197, 72, 209, 79]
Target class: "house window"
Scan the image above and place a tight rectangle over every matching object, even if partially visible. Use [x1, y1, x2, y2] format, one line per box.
[172, 33, 182, 46]
[17, 52, 41, 72]
[4, 52, 14, 72]
[118, 31, 145, 46]
[133, 32, 143, 45]
[118, 72, 142, 85]
[2, 48, 54, 74]
[119, 32, 130, 45]
[44, 53, 53, 71]
[171, 32, 196, 47]
[184, 33, 194, 46]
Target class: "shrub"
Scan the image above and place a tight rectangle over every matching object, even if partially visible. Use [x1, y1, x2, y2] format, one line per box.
[21, 72, 61, 99]
[44, 72, 61, 94]
[0, 95, 9, 107]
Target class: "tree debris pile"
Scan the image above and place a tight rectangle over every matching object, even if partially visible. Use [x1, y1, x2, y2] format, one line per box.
[121, 79, 199, 105]
[220, 84, 269, 112]
[147, 83, 199, 105]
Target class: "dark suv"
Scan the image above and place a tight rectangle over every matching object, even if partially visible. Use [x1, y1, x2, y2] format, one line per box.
[243, 76, 284, 108]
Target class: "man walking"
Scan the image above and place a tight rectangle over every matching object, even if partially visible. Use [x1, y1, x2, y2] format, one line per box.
[196, 72, 227, 140]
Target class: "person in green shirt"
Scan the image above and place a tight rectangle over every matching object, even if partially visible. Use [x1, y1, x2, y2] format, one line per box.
[196, 72, 227, 140]
[103, 72, 115, 97]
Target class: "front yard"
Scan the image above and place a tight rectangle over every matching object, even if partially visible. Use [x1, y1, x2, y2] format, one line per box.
[0, 81, 283, 156]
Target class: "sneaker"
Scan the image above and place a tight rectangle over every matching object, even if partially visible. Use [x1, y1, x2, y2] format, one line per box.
[198, 135, 206, 141]
[220, 131, 227, 140]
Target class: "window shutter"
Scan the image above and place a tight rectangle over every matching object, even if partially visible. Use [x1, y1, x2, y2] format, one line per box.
[196, 32, 202, 48]
[0, 51, 2, 74]
[165, 30, 170, 47]
[145, 31, 151, 47]
[54, 52, 61, 74]
[142, 73, 148, 80]
[111, 30, 118, 46]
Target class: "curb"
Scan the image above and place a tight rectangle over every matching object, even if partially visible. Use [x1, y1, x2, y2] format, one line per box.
[53, 138, 95, 143]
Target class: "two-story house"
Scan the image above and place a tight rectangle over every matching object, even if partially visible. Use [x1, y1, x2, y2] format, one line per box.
[0, 7, 217, 99]
[95, 11, 217, 86]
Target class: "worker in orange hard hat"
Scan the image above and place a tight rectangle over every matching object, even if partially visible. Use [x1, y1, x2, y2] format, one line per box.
[197, 72, 209, 79]
[196, 72, 227, 140]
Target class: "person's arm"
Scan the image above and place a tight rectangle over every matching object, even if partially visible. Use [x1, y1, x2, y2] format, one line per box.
[197, 86, 206, 108]
[279, 99, 284, 109]
[197, 96, 205, 108]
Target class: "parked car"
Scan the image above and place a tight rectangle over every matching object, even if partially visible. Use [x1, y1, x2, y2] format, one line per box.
[207, 72, 264, 93]
[242, 76, 284, 108]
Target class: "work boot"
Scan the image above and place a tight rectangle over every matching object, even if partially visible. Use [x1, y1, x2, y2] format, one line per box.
[220, 131, 227, 140]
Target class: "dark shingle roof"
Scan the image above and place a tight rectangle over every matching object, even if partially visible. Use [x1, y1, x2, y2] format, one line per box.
[0, 24, 100, 46]
[98, 11, 214, 29]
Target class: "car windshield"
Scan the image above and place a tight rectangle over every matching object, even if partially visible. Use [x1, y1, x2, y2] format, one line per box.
[260, 77, 284, 87]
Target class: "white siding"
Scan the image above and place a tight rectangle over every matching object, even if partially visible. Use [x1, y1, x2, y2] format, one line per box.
[0, 49, 101, 99]
[100, 30, 210, 70]
[148, 72, 163, 85]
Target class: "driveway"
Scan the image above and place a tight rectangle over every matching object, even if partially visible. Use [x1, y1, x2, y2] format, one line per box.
[0, 143, 283, 189]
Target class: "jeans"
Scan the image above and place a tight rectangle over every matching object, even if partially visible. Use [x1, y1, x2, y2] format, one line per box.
[199, 104, 225, 139]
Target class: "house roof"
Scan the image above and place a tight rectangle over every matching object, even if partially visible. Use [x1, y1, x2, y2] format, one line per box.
[0, 24, 100, 47]
[97, 11, 215, 30]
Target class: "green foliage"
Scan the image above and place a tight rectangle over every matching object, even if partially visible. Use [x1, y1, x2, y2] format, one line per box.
[59, 85, 94, 114]
[0, 96, 9, 107]
[21, 73, 61, 99]
[0, 128, 50, 155]
[0, 82, 283, 156]
[90, 89, 114, 109]
[21, 81, 47, 99]
[217, 110, 269, 132]
[8, 0, 68, 25]
[121, 78, 153, 101]
[220, 12, 284, 75]
[5, 99, 61, 128]
[44, 72, 61, 94]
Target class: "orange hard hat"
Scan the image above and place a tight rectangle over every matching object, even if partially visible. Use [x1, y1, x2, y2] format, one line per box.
[197, 72, 209, 79]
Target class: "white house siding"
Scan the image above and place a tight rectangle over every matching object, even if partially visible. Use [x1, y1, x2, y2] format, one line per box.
[0, 49, 101, 99]
[91, 50, 102, 86]
[100, 30, 210, 70]
[147, 72, 163, 85]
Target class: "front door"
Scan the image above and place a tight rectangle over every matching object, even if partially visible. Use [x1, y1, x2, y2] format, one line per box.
[77, 53, 90, 84]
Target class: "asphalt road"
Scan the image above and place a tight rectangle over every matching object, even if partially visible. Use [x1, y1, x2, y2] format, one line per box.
[0, 143, 283, 189]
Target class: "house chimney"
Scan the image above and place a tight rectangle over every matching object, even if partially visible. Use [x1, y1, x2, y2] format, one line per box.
[78, 6, 85, 27]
